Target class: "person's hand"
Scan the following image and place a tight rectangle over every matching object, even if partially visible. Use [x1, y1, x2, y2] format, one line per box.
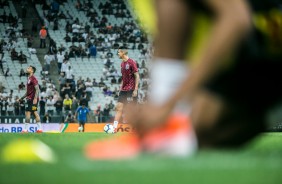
[33, 98, 37, 104]
[132, 89, 138, 97]
[16, 98, 22, 103]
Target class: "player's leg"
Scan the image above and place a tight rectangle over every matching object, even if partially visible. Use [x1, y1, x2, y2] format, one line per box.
[82, 122, 85, 132]
[113, 91, 127, 132]
[22, 99, 33, 132]
[23, 111, 30, 132]
[31, 100, 42, 133]
[148, 0, 190, 110]
[113, 102, 124, 132]
[78, 122, 82, 132]
[33, 111, 43, 133]
[135, 0, 197, 155]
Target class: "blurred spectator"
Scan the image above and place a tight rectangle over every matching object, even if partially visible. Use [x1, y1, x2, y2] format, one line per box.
[19, 68, 26, 78]
[98, 78, 106, 88]
[0, 50, 4, 74]
[94, 105, 102, 123]
[102, 104, 111, 122]
[111, 77, 117, 84]
[18, 82, 25, 92]
[11, 48, 18, 60]
[14, 96, 20, 116]
[1, 97, 7, 116]
[65, 66, 73, 83]
[85, 78, 93, 100]
[4, 68, 12, 77]
[0, 82, 5, 93]
[46, 96, 55, 115]
[92, 78, 98, 87]
[19, 99, 25, 115]
[63, 94, 72, 112]
[54, 96, 63, 115]
[80, 93, 89, 108]
[108, 100, 115, 110]
[39, 97, 46, 116]
[64, 33, 71, 42]
[7, 96, 14, 115]
[58, 11, 67, 19]
[39, 26, 47, 48]
[57, 51, 64, 74]
[18, 51, 27, 64]
[89, 44, 97, 58]
[75, 83, 85, 100]
[71, 96, 79, 113]
[51, 0, 60, 14]
[61, 59, 70, 73]
[31, 19, 38, 34]
[44, 52, 54, 72]
[112, 87, 119, 100]
[61, 83, 71, 98]
[103, 86, 112, 96]
[104, 58, 113, 68]
[64, 111, 75, 123]
[46, 85, 54, 97]
[42, 112, 52, 123]
[0, 98, 3, 116]
[58, 72, 66, 91]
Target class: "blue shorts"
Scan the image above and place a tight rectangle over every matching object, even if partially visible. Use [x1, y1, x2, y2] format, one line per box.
[78, 119, 86, 124]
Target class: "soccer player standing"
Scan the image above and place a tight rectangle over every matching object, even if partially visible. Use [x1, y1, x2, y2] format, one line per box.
[113, 48, 139, 132]
[18, 66, 43, 133]
[75, 103, 90, 132]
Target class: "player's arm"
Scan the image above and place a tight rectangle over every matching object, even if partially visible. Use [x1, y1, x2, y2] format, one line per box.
[133, 72, 139, 97]
[119, 80, 123, 95]
[33, 84, 40, 104]
[18, 91, 27, 102]
[166, 0, 252, 109]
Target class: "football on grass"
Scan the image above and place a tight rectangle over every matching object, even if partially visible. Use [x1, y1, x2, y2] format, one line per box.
[104, 124, 114, 134]
[78, 126, 83, 132]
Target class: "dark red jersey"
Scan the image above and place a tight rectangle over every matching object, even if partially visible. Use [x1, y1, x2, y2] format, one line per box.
[120, 58, 138, 91]
[26, 75, 38, 100]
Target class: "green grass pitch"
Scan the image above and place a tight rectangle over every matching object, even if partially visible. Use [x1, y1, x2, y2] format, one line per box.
[0, 132, 281, 184]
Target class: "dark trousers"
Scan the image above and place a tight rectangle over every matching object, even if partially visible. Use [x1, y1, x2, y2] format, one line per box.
[40, 39, 46, 48]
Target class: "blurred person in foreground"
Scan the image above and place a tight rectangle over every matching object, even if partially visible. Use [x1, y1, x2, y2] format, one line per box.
[85, 0, 282, 159]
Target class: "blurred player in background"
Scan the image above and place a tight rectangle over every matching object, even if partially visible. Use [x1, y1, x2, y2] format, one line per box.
[112, 48, 139, 132]
[75, 103, 90, 132]
[17, 66, 43, 133]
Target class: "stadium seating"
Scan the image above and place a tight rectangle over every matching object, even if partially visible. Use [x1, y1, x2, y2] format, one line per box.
[0, 0, 151, 121]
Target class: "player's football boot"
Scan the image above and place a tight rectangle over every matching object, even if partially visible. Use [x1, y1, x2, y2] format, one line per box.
[140, 113, 197, 157]
[36, 130, 43, 133]
[85, 134, 141, 160]
[84, 113, 197, 160]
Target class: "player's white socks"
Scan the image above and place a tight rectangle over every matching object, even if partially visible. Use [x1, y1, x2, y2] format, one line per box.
[24, 123, 29, 131]
[148, 58, 198, 155]
[37, 122, 42, 130]
[149, 58, 191, 113]
[113, 121, 118, 129]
